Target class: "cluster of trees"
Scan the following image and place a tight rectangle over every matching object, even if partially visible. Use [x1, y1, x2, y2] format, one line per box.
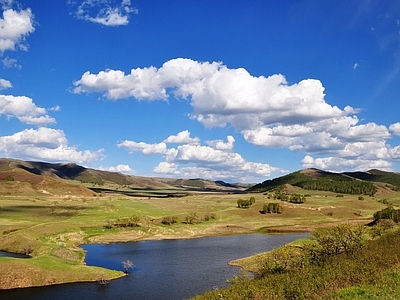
[262, 203, 283, 214]
[296, 179, 377, 195]
[105, 215, 141, 229]
[272, 192, 306, 203]
[373, 206, 400, 223]
[237, 197, 255, 208]
[161, 213, 216, 225]
[184, 212, 216, 224]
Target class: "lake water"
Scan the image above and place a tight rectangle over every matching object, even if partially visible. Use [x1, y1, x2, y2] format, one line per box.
[0, 233, 308, 300]
[0, 251, 29, 258]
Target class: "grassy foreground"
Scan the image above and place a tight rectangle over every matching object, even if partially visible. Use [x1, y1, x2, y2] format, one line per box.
[191, 227, 400, 300]
[0, 185, 393, 290]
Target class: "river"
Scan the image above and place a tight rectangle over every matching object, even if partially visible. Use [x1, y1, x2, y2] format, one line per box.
[0, 233, 308, 300]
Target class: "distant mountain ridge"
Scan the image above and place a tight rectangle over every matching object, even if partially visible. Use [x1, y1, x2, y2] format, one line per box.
[0, 158, 247, 194]
[247, 168, 400, 195]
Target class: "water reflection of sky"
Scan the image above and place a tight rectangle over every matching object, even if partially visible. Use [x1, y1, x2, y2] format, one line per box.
[0, 233, 308, 300]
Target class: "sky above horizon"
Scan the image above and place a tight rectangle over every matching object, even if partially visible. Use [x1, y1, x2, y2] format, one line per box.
[1, 0, 400, 183]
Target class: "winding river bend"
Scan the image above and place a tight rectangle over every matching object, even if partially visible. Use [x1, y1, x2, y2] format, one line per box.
[0, 233, 307, 300]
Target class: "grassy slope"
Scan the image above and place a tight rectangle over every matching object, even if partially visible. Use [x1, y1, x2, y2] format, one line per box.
[191, 228, 400, 300]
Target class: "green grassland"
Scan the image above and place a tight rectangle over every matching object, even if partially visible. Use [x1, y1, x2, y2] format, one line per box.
[0, 186, 399, 288]
[0, 180, 396, 290]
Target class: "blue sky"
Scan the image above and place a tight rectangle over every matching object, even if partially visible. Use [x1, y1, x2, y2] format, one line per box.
[1, 0, 400, 183]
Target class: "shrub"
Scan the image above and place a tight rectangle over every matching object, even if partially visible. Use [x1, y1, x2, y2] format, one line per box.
[307, 224, 365, 260]
[261, 246, 307, 274]
[237, 199, 252, 208]
[161, 216, 177, 225]
[185, 212, 200, 224]
[370, 219, 397, 238]
[373, 206, 400, 223]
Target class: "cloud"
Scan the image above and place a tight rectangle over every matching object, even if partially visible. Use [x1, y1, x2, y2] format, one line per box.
[0, 4, 35, 53]
[70, 0, 138, 26]
[389, 122, 400, 136]
[301, 155, 392, 172]
[117, 140, 167, 155]
[99, 164, 133, 174]
[206, 135, 235, 151]
[0, 78, 11, 89]
[49, 105, 61, 112]
[119, 131, 285, 182]
[0, 127, 105, 163]
[163, 130, 200, 145]
[74, 58, 400, 173]
[0, 94, 56, 125]
[73, 58, 352, 127]
[1, 56, 20, 68]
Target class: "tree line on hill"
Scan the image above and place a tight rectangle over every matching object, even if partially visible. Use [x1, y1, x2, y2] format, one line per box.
[249, 171, 378, 195]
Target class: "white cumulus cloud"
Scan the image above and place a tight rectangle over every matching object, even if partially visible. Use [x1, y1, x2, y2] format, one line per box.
[0, 127, 105, 163]
[0, 94, 56, 125]
[0, 4, 35, 53]
[0, 78, 11, 89]
[301, 155, 392, 172]
[117, 140, 167, 155]
[164, 130, 200, 145]
[99, 164, 133, 174]
[119, 130, 284, 182]
[389, 122, 400, 136]
[73, 58, 400, 173]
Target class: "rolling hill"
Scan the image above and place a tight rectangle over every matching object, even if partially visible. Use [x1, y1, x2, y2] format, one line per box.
[247, 168, 400, 195]
[0, 158, 247, 196]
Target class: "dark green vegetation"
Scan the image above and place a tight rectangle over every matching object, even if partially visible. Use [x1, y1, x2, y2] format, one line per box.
[262, 203, 283, 214]
[247, 168, 396, 196]
[237, 197, 256, 208]
[269, 191, 307, 203]
[192, 223, 400, 300]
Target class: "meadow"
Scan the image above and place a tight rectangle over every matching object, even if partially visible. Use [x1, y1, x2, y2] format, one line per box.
[0, 182, 394, 290]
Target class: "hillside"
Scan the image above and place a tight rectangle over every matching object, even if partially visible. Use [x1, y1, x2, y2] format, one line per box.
[0, 158, 246, 196]
[247, 168, 400, 195]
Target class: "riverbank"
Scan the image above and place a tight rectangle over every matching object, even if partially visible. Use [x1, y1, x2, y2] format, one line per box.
[0, 219, 372, 290]
[0, 224, 309, 290]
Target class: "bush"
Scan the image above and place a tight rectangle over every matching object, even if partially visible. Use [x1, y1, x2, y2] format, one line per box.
[261, 246, 307, 274]
[307, 224, 365, 260]
[370, 219, 397, 238]
[373, 206, 400, 223]
[185, 212, 200, 224]
[237, 199, 252, 208]
[161, 216, 177, 225]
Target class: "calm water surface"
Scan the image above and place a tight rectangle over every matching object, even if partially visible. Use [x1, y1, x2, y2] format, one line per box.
[0, 233, 307, 300]
[0, 251, 29, 258]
